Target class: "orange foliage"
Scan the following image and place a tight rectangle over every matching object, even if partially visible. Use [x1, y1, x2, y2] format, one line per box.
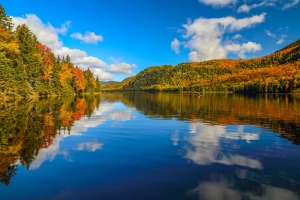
[73, 68, 86, 92]
[36, 42, 54, 81]
[73, 98, 86, 120]
[59, 63, 73, 87]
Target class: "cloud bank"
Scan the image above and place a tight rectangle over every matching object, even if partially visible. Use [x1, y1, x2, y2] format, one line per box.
[172, 13, 265, 61]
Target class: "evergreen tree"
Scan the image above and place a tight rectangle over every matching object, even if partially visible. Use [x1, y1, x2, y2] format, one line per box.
[15, 24, 42, 88]
[0, 5, 13, 31]
[95, 76, 101, 92]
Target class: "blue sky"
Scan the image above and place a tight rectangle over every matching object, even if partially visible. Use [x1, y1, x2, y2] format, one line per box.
[1, 0, 299, 81]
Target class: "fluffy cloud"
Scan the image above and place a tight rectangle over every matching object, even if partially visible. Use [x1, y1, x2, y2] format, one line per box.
[265, 29, 287, 45]
[107, 63, 136, 75]
[71, 31, 104, 44]
[198, 0, 237, 7]
[176, 13, 265, 61]
[106, 57, 137, 75]
[12, 14, 64, 49]
[11, 14, 135, 81]
[171, 38, 180, 54]
[225, 42, 262, 58]
[238, 0, 299, 13]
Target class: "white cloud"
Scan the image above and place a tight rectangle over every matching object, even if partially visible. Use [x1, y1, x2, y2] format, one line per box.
[238, 1, 276, 13]
[12, 14, 64, 50]
[225, 42, 262, 58]
[106, 57, 137, 75]
[180, 13, 265, 61]
[198, 0, 237, 7]
[70, 31, 104, 44]
[282, 0, 299, 9]
[265, 29, 276, 38]
[238, 0, 299, 13]
[265, 29, 287, 45]
[57, 21, 71, 35]
[232, 34, 243, 40]
[90, 68, 114, 81]
[11, 14, 133, 81]
[171, 38, 180, 54]
[276, 34, 287, 44]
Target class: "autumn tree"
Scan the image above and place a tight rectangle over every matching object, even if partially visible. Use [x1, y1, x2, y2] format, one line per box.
[73, 67, 86, 94]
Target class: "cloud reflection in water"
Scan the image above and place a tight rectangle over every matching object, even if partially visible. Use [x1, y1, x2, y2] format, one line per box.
[28, 102, 134, 170]
[184, 123, 262, 169]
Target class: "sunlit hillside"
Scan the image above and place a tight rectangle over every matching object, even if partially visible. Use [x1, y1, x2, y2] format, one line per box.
[102, 38, 300, 93]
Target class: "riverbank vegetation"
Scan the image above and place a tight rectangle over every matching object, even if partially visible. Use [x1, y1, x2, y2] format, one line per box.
[0, 5, 100, 99]
[102, 39, 300, 93]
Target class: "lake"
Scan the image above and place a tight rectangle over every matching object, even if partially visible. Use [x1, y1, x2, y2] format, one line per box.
[0, 93, 300, 200]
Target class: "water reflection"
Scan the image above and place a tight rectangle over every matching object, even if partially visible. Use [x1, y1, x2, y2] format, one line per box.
[102, 93, 300, 144]
[190, 180, 299, 200]
[1, 92, 300, 200]
[0, 95, 101, 184]
[185, 123, 262, 169]
[73, 139, 103, 152]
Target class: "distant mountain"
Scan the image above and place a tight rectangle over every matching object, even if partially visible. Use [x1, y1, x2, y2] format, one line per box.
[100, 81, 119, 86]
[102, 38, 300, 93]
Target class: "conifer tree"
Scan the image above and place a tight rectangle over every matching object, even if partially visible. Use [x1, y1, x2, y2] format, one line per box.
[15, 24, 42, 88]
[0, 5, 13, 31]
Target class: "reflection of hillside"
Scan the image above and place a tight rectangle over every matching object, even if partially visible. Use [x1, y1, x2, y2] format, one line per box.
[101, 93, 300, 144]
[0, 95, 101, 185]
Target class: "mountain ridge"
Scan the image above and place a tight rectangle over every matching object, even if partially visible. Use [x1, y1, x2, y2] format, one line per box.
[102, 38, 300, 93]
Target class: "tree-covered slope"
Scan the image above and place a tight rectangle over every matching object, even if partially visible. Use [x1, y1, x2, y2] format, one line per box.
[0, 5, 101, 99]
[102, 38, 300, 93]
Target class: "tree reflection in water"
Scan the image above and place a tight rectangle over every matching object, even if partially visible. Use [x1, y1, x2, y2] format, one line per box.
[0, 95, 101, 185]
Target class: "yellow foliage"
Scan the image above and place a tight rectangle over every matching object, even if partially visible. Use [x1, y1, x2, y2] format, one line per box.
[59, 63, 73, 87]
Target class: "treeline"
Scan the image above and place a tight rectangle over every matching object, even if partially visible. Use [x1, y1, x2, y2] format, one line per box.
[0, 95, 101, 186]
[102, 38, 300, 93]
[0, 5, 100, 99]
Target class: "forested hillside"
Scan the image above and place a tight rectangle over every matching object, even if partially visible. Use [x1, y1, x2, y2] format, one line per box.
[103, 38, 300, 93]
[0, 5, 100, 99]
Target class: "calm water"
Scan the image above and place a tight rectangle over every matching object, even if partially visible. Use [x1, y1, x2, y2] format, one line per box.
[1, 93, 300, 200]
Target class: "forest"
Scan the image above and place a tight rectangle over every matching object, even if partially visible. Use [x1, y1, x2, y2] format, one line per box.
[0, 5, 101, 99]
[102, 38, 300, 93]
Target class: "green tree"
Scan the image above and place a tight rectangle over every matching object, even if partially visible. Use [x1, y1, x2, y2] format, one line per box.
[15, 24, 42, 89]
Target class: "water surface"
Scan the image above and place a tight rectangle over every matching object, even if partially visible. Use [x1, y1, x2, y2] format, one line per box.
[0, 93, 300, 200]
